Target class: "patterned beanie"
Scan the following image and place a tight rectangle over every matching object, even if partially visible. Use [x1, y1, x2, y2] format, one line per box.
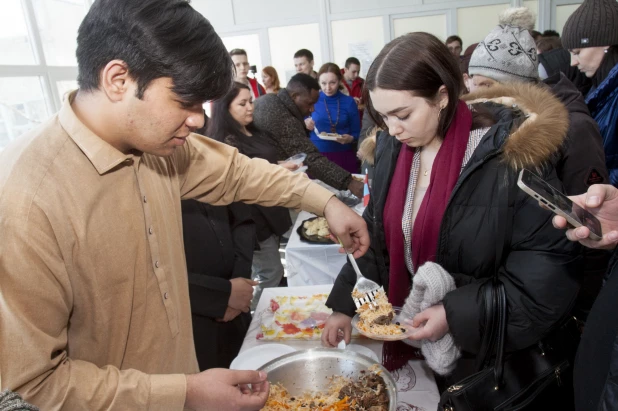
[562, 0, 618, 49]
[468, 25, 538, 83]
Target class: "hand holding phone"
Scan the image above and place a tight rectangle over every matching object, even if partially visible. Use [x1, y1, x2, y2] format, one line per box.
[517, 169, 603, 241]
[550, 183, 618, 250]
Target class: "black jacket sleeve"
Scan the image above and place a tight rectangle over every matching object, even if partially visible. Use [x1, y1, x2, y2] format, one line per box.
[443, 186, 582, 354]
[228, 202, 256, 279]
[188, 274, 231, 319]
[326, 196, 383, 317]
[558, 112, 608, 195]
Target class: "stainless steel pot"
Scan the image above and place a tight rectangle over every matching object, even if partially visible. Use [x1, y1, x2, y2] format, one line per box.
[258, 348, 397, 410]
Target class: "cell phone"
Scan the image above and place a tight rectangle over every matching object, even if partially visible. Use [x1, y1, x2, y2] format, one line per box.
[517, 169, 602, 241]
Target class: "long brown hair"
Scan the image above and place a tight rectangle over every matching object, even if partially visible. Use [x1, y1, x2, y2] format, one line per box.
[364, 32, 466, 138]
[262, 66, 280, 92]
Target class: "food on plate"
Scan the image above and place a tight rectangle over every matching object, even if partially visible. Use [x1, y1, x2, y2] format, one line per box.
[352, 175, 364, 182]
[303, 217, 330, 238]
[263, 370, 389, 410]
[257, 294, 332, 340]
[320, 132, 341, 138]
[355, 290, 405, 336]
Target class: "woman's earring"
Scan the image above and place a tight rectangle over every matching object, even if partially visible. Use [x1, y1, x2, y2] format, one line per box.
[605, 48, 609, 54]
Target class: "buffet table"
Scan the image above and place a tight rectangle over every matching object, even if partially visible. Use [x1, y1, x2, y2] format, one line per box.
[285, 210, 346, 286]
[238, 285, 440, 411]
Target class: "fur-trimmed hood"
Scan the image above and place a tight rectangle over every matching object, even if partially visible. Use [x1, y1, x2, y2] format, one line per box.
[464, 82, 569, 170]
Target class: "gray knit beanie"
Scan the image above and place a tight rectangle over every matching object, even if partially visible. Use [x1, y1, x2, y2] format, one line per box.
[562, 0, 618, 49]
[469, 25, 539, 83]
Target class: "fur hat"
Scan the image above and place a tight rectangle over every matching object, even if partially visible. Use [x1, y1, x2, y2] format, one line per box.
[469, 25, 539, 83]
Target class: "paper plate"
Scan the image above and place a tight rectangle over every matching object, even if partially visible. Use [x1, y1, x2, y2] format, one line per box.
[230, 344, 297, 370]
[317, 133, 340, 141]
[351, 306, 419, 341]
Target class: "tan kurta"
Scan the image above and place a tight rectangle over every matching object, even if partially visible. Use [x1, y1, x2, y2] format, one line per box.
[0, 95, 333, 410]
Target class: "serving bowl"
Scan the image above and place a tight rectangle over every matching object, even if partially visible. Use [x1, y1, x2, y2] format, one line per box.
[258, 348, 397, 410]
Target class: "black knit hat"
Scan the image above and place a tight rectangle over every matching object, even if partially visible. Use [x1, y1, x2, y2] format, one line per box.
[562, 0, 618, 49]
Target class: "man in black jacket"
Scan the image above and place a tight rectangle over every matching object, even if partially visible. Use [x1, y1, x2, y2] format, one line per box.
[553, 184, 618, 411]
[468, 24, 609, 320]
[253, 74, 364, 197]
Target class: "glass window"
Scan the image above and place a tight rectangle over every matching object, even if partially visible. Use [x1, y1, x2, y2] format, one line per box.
[0, 77, 50, 149]
[268, 23, 321, 85]
[56, 80, 78, 104]
[457, 3, 510, 50]
[523, 0, 540, 31]
[393, 14, 447, 42]
[221, 33, 263, 79]
[32, 0, 88, 66]
[331, 17, 384, 78]
[556, 4, 580, 37]
[0, 0, 37, 65]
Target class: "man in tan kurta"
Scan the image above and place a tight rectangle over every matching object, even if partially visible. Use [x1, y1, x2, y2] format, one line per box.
[0, 1, 369, 410]
[0, 90, 347, 409]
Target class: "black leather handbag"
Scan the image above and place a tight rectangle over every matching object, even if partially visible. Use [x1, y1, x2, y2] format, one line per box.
[438, 169, 580, 411]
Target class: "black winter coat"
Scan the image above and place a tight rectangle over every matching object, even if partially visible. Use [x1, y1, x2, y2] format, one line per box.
[326, 83, 582, 375]
[181, 200, 255, 370]
[575, 249, 618, 411]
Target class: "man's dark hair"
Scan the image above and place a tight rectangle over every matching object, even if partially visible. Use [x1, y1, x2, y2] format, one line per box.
[76, 0, 233, 104]
[293, 49, 314, 61]
[530, 30, 543, 41]
[445, 35, 463, 46]
[229, 48, 247, 57]
[542, 30, 560, 38]
[286, 73, 319, 96]
[345, 57, 361, 68]
[536, 36, 563, 53]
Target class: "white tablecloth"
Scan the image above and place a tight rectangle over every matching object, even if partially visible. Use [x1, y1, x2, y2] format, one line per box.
[239, 285, 440, 411]
[285, 210, 346, 286]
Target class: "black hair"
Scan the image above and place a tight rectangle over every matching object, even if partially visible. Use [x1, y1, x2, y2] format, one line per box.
[76, 0, 233, 105]
[593, 45, 618, 88]
[207, 82, 254, 147]
[445, 35, 463, 46]
[542, 30, 560, 38]
[286, 73, 320, 96]
[294, 49, 314, 61]
[530, 30, 543, 41]
[345, 57, 361, 68]
[229, 48, 247, 57]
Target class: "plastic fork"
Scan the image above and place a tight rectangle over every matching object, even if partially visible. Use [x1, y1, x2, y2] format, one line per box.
[337, 238, 383, 309]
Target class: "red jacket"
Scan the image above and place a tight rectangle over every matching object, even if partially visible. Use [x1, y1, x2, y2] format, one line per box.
[248, 78, 266, 99]
[340, 68, 364, 100]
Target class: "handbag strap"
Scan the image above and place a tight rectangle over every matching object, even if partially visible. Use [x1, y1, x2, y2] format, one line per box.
[475, 166, 513, 385]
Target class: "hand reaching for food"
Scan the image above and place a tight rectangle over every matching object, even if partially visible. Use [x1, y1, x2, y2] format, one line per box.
[304, 118, 315, 131]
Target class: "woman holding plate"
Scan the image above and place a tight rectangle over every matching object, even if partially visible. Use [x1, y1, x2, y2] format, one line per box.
[322, 32, 581, 409]
[305, 63, 361, 173]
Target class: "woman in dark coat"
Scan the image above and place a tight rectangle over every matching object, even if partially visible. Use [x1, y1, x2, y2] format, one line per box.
[321, 32, 581, 409]
[208, 82, 300, 310]
[182, 200, 256, 370]
[562, 0, 618, 186]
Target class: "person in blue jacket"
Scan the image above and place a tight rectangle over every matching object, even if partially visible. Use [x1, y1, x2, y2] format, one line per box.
[562, 0, 618, 186]
[305, 63, 360, 173]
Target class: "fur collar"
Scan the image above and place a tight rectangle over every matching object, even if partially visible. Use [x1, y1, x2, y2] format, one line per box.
[464, 82, 569, 170]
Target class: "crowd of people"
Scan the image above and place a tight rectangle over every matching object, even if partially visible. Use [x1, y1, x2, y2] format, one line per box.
[1, 0, 618, 410]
